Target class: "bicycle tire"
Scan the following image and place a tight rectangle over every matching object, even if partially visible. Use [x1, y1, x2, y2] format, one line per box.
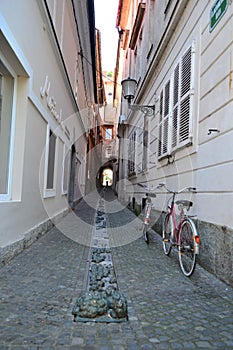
[178, 218, 197, 276]
[162, 213, 173, 255]
[142, 223, 149, 244]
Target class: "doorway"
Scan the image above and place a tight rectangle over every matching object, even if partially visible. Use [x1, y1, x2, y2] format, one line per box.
[68, 145, 76, 208]
[102, 168, 113, 187]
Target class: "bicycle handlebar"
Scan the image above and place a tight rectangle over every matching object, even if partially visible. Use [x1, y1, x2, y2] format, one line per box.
[137, 183, 147, 188]
[158, 183, 197, 194]
[137, 183, 161, 194]
[137, 183, 197, 195]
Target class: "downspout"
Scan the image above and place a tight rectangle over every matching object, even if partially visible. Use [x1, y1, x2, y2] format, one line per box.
[71, 0, 88, 107]
[87, 0, 98, 104]
[42, 0, 86, 134]
[135, 0, 190, 102]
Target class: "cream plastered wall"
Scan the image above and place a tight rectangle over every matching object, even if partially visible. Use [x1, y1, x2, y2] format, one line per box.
[0, 0, 88, 248]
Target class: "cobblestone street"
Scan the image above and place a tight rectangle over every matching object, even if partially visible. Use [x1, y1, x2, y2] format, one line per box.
[0, 190, 232, 349]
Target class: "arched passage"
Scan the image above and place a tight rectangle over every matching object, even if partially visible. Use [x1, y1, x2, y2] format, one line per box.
[102, 168, 113, 187]
[96, 159, 117, 190]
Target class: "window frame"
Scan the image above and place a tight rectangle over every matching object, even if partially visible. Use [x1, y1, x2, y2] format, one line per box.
[128, 128, 138, 176]
[158, 43, 195, 160]
[0, 56, 17, 201]
[104, 126, 113, 140]
[44, 125, 58, 198]
[61, 143, 70, 195]
[158, 78, 172, 158]
[142, 114, 149, 172]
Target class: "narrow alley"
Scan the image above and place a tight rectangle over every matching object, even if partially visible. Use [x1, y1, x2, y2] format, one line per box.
[0, 190, 232, 349]
[1, 1, 233, 349]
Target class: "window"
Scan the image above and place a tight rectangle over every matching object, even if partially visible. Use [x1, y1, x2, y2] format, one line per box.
[105, 127, 113, 140]
[142, 115, 149, 171]
[158, 80, 170, 157]
[62, 144, 70, 194]
[105, 146, 111, 157]
[128, 129, 137, 175]
[158, 44, 195, 159]
[74, 58, 80, 100]
[44, 126, 57, 197]
[0, 59, 15, 199]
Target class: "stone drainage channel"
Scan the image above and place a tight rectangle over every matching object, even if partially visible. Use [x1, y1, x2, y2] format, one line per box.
[72, 197, 128, 323]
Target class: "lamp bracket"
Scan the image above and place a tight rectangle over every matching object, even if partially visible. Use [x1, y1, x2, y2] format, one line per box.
[129, 104, 155, 116]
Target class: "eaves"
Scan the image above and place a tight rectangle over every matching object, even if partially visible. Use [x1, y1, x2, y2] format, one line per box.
[129, 2, 146, 50]
[136, 0, 190, 102]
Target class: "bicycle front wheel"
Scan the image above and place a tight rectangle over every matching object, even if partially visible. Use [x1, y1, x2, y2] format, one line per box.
[162, 213, 173, 255]
[178, 219, 197, 276]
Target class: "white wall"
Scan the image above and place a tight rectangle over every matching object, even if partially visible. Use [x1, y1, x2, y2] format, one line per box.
[120, 0, 233, 231]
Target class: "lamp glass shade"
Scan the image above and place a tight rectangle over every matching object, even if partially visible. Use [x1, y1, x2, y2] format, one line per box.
[121, 77, 137, 100]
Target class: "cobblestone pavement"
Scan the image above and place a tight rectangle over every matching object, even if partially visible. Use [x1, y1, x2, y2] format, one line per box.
[0, 190, 233, 349]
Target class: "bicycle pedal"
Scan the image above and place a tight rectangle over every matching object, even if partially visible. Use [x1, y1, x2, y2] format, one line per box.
[163, 238, 169, 242]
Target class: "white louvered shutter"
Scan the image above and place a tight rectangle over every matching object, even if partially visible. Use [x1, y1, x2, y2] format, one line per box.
[158, 80, 171, 158]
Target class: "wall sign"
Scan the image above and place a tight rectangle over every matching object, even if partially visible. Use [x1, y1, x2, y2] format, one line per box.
[40, 76, 62, 122]
[210, 0, 229, 32]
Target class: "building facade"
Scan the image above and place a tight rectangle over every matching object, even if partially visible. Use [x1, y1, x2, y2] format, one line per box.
[116, 0, 233, 285]
[0, 0, 97, 263]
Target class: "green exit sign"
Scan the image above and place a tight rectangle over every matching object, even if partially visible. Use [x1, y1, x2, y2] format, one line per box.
[210, 0, 229, 32]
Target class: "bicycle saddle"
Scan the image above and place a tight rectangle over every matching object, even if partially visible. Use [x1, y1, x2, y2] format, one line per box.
[175, 200, 193, 208]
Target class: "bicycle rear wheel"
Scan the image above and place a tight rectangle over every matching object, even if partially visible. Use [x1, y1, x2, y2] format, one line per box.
[142, 223, 149, 244]
[162, 213, 173, 255]
[178, 219, 197, 276]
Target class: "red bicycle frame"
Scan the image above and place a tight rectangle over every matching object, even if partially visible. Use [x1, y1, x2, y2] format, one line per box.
[167, 193, 185, 244]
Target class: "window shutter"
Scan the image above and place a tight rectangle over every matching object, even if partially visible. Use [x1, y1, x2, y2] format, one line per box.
[164, 81, 170, 116]
[158, 124, 162, 157]
[158, 90, 163, 157]
[142, 116, 149, 171]
[179, 46, 192, 144]
[163, 80, 170, 155]
[158, 81, 170, 158]
[172, 106, 178, 148]
[173, 64, 179, 105]
[159, 90, 163, 121]
[158, 44, 194, 161]
[172, 64, 179, 148]
[181, 47, 192, 97]
[180, 95, 190, 142]
[163, 117, 169, 154]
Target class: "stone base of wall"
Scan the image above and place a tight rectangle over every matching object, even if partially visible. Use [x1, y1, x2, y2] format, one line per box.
[0, 208, 69, 268]
[196, 220, 233, 286]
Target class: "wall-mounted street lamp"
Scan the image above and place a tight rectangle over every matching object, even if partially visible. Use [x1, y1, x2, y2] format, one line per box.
[121, 77, 155, 116]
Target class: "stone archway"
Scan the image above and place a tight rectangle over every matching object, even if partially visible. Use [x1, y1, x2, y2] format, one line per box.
[96, 159, 117, 191]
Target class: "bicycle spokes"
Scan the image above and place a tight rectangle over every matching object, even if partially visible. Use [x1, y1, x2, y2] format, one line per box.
[162, 214, 172, 256]
[178, 220, 197, 276]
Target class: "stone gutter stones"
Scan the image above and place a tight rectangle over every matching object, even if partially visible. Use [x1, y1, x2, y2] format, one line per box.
[72, 198, 128, 322]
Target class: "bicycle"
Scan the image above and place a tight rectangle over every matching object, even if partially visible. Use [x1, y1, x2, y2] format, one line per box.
[137, 183, 158, 244]
[160, 183, 200, 276]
